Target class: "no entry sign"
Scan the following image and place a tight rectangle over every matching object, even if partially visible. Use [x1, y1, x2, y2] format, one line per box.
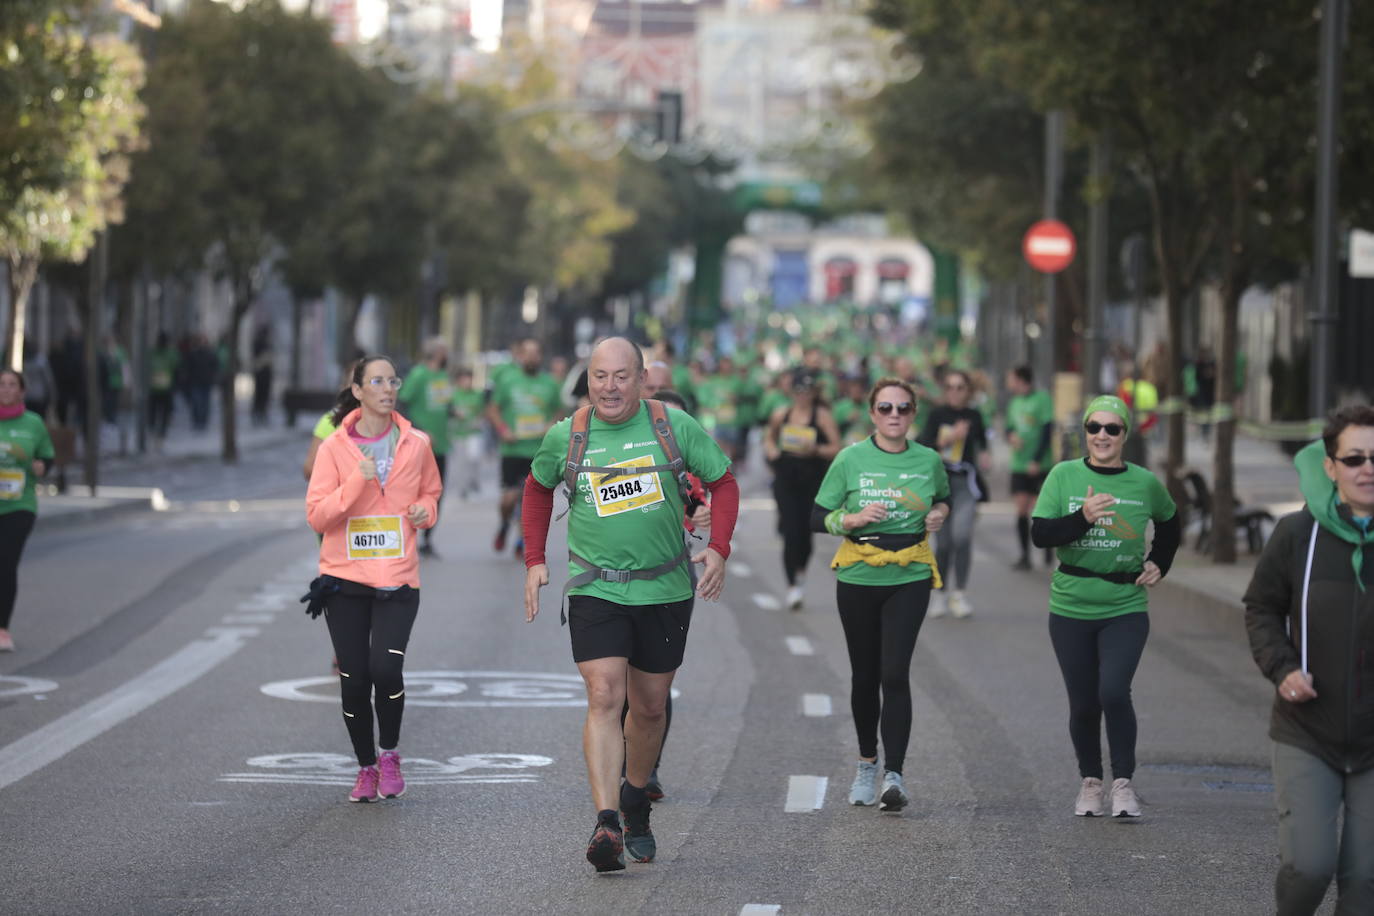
[1023, 220, 1077, 273]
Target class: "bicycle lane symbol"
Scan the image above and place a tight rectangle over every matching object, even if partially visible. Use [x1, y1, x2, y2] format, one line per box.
[220, 753, 555, 786]
[259, 670, 680, 708]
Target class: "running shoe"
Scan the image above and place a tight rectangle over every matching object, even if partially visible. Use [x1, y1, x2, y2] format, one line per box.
[349, 765, 379, 803]
[848, 759, 879, 806]
[879, 770, 908, 813]
[377, 750, 405, 799]
[620, 798, 656, 863]
[0, 629, 13, 652]
[927, 590, 948, 619]
[1074, 777, 1105, 817]
[949, 591, 973, 619]
[586, 814, 626, 872]
[645, 768, 666, 802]
[493, 528, 507, 553]
[1110, 778, 1142, 817]
[785, 584, 804, 611]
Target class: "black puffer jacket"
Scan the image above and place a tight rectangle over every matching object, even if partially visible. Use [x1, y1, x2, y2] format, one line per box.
[1244, 500, 1374, 775]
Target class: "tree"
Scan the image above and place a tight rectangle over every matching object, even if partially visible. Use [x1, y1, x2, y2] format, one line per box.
[0, 6, 145, 369]
[126, 0, 373, 461]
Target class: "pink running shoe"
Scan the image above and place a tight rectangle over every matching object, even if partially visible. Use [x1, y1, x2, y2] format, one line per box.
[378, 750, 406, 799]
[349, 765, 379, 803]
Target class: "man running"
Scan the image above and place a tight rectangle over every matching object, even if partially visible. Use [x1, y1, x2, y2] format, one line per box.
[520, 337, 739, 872]
[398, 338, 452, 556]
[487, 337, 562, 557]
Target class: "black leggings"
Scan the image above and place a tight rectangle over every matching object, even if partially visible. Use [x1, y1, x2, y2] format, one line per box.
[0, 510, 36, 630]
[773, 469, 823, 585]
[836, 578, 931, 774]
[324, 584, 420, 766]
[1047, 611, 1150, 781]
[425, 453, 447, 545]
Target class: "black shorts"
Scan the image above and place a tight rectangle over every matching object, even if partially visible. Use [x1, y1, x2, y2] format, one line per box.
[1010, 471, 1046, 495]
[568, 595, 694, 673]
[501, 456, 533, 489]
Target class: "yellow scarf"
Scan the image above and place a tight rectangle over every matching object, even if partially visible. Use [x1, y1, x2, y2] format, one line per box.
[831, 539, 942, 590]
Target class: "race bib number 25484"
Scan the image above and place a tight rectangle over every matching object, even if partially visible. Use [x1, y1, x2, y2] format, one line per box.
[590, 456, 664, 518]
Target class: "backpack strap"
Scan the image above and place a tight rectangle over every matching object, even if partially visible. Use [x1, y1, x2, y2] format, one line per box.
[645, 398, 693, 505]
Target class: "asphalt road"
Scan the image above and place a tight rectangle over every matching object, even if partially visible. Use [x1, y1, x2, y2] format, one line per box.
[0, 449, 1293, 915]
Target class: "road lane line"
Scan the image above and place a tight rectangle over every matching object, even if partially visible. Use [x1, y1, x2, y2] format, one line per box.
[0, 627, 255, 792]
[740, 906, 781, 915]
[785, 636, 814, 656]
[732, 562, 753, 578]
[784, 775, 828, 812]
[752, 593, 781, 610]
[222, 613, 275, 625]
[802, 693, 832, 716]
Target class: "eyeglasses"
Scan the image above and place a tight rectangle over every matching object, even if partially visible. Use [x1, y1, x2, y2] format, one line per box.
[875, 402, 915, 416]
[364, 377, 403, 390]
[1084, 422, 1125, 437]
[1333, 454, 1374, 468]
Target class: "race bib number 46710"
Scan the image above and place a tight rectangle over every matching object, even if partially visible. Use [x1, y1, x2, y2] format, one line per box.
[347, 516, 404, 560]
[590, 456, 664, 518]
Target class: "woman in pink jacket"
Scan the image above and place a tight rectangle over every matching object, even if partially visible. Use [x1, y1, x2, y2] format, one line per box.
[306, 355, 442, 803]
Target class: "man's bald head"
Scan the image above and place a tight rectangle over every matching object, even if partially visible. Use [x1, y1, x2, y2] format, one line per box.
[590, 337, 645, 374]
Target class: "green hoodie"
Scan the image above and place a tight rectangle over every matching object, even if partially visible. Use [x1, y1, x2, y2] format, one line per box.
[1295, 439, 1373, 591]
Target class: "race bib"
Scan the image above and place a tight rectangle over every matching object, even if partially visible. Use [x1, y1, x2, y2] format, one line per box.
[514, 413, 546, 438]
[716, 403, 737, 424]
[346, 516, 404, 560]
[0, 469, 23, 500]
[428, 379, 452, 406]
[590, 456, 665, 518]
[780, 424, 817, 454]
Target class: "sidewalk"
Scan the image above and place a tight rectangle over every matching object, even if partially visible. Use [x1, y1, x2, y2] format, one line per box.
[1149, 427, 1304, 612]
[36, 403, 302, 529]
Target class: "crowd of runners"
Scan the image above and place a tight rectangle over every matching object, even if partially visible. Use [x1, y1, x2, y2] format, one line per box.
[295, 309, 1374, 914]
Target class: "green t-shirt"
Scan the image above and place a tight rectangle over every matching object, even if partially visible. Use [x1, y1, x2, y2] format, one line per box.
[695, 374, 742, 431]
[148, 348, 179, 392]
[530, 402, 731, 605]
[492, 370, 562, 459]
[815, 437, 950, 586]
[1007, 390, 1055, 473]
[0, 412, 55, 515]
[399, 364, 453, 454]
[449, 388, 484, 438]
[1032, 459, 1178, 619]
[312, 411, 337, 440]
[759, 388, 790, 426]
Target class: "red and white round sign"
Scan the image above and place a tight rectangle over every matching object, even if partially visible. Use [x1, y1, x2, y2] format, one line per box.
[1022, 220, 1077, 273]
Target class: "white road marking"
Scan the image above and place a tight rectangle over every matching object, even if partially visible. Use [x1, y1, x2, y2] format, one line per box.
[785, 636, 815, 656]
[220, 752, 555, 786]
[740, 906, 781, 915]
[752, 593, 782, 611]
[784, 775, 828, 812]
[802, 693, 832, 717]
[260, 671, 683, 709]
[0, 627, 255, 792]
[0, 675, 59, 698]
[222, 613, 275, 625]
[732, 562, 753, 578]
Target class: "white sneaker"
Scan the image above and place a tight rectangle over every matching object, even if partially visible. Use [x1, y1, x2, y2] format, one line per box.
[786, 584, 804, 610]
[1074, 777, 1105, 816]
[949, 591, 973, 618]
[848, 759, 879, 806]
[928, 590, 948, 618]
[879, 770, 908, 813]
[1110, 778, 1142, 817]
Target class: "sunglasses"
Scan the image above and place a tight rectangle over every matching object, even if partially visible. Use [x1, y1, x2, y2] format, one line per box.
[875, 402, 915, 416]
[1333, 454, 1374, 468]
[1084, 422, 1125, 437]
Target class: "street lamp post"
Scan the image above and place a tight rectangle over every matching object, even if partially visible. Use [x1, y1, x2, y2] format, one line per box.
[1310, 0, 1344, 418]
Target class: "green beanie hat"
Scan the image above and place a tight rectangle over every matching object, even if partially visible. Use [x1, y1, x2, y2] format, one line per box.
[1083, 395, 1131, 433]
